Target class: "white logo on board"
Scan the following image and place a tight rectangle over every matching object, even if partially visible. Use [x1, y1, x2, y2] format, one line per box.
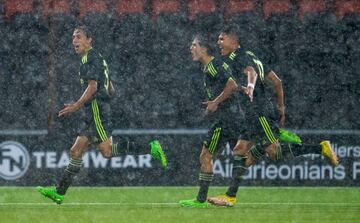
[0, 141, 30, 180]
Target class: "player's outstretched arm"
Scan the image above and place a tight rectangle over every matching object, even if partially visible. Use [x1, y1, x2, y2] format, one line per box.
[266, 71, 285, 127]
[203, 78, 238, 114]
[58, 80, 97, 117]
[244, 66, 257, 102]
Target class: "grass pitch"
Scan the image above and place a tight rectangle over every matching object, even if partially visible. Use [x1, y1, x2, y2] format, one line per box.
[0, 187, 359, 223]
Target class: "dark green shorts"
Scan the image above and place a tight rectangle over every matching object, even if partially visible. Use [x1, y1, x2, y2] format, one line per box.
[77, 99, 112, 144]
[240, 115, 279, 145]
[203, 118, 242, 154]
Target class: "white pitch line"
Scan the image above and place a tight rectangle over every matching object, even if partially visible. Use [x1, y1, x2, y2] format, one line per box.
[0, 202, 359, 206]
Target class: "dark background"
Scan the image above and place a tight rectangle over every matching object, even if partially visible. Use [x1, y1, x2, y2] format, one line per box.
[0, 0, 359, 186]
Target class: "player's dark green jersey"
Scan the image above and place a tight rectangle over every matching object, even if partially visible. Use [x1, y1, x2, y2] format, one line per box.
[203, 57, 242, 120]
[79, 48, 113, 105]
[223, 47, 274, 117]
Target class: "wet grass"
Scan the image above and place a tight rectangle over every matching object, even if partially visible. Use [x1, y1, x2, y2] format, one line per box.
[0, 187, 359, 223]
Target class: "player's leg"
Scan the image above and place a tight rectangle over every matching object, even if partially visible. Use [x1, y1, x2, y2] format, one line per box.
[179, 123, 224, 207]
[97, 136, 167, 168]
[278, 124, 337, 165]
[278, 141, 338, 166]
[265, 128, 338, 165]
[37, 136, 90, 204]
[179, 146, 213, 208]
[209, 115, 278, 206]
[94, 100, 167, 168]
[197, 147, 214, 202]
[208, 139, 260, 206]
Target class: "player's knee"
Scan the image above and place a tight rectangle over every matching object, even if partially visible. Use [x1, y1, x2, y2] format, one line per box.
[70, 147, 83, 159]
[100, 150, 112, 159]
[233, 141, 251, 156]
[199, 150, 212, 164]
[98, 145, 112, 159]
[233, 147, 247, 156]
[245, 153, 256, 167]
[97, 139, 113, 159]
[266, 143, 282, 162]
[268, 153, 277, 161]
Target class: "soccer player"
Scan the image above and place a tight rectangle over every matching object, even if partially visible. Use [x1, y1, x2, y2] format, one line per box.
[36, 26, 167, 204]
[179, 34, 244, 208]
[208, 24, 339, 206]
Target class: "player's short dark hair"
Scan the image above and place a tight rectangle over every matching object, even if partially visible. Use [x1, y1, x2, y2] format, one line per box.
[221, 24, 240, 41]
[74, 25, 92, 39]
[193, 33, 215, 55]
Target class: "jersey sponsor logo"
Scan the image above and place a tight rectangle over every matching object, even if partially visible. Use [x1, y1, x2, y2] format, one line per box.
[0, 141, 30, 180]
[222, 62, 229, 70]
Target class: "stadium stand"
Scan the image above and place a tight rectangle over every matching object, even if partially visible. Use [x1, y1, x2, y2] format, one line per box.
[151, 0, 182, 20]
[41, 0, 72, 17]
[0, 0, 358, 131]
[114, 0, 146, 16]
[4, 0, 33, 18]
[225, 0, 264, 57]
[187, 0, 217, 20]
[335, 0, 360, 19]
[78, 0, 108, 18]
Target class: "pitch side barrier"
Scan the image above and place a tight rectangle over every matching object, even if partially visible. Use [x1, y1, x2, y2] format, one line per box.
[0, 129, 359, 186]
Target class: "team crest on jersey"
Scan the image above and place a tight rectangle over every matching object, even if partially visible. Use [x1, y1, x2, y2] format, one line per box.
[222, 62, 229, 70]
[229, 52, 236, 60]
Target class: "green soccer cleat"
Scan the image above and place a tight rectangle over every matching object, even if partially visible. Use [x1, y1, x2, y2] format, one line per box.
[179, 199, 210, 208]
[36, 186, 64, 204]
[279, 128, 302, 144]
[150, 140, 167, 168]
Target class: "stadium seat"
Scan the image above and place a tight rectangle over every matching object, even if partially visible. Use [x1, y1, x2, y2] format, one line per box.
[0, 22, 8, 96]
[152, 0, 189, 67]
[263, 0, 298, 70]
[224, 1, 263, 54]
[262, 0, 292, 61]
[306, 12, 339, 53]
[4, 0, 32, 18]
[335, 0, 360, 20]
[41, 0, 71, 17]
[188, 0, 223, 42]
[84, 14, 115, 53]
[298, 0, 338, 57]
[187, 0, 217, 20]
[223, 0, 255, 20]
[51, 13, 77, 55]
[298, 0, 327, 21]
[114, 0, 146, 16]
[263, 0, 292, 19]
[152, 0, 182, 20]
[78, 0, 108, 19]
[152, 9, 192, 126]
[336, 0, 360, 42]
[111, 10, 153, 125]
[9, 12, 49, 55]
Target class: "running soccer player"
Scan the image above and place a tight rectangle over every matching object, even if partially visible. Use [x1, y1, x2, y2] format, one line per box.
[208, 24, 339, 206]
[179, 34, 244, 208]
[36, 25, 167, 204]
